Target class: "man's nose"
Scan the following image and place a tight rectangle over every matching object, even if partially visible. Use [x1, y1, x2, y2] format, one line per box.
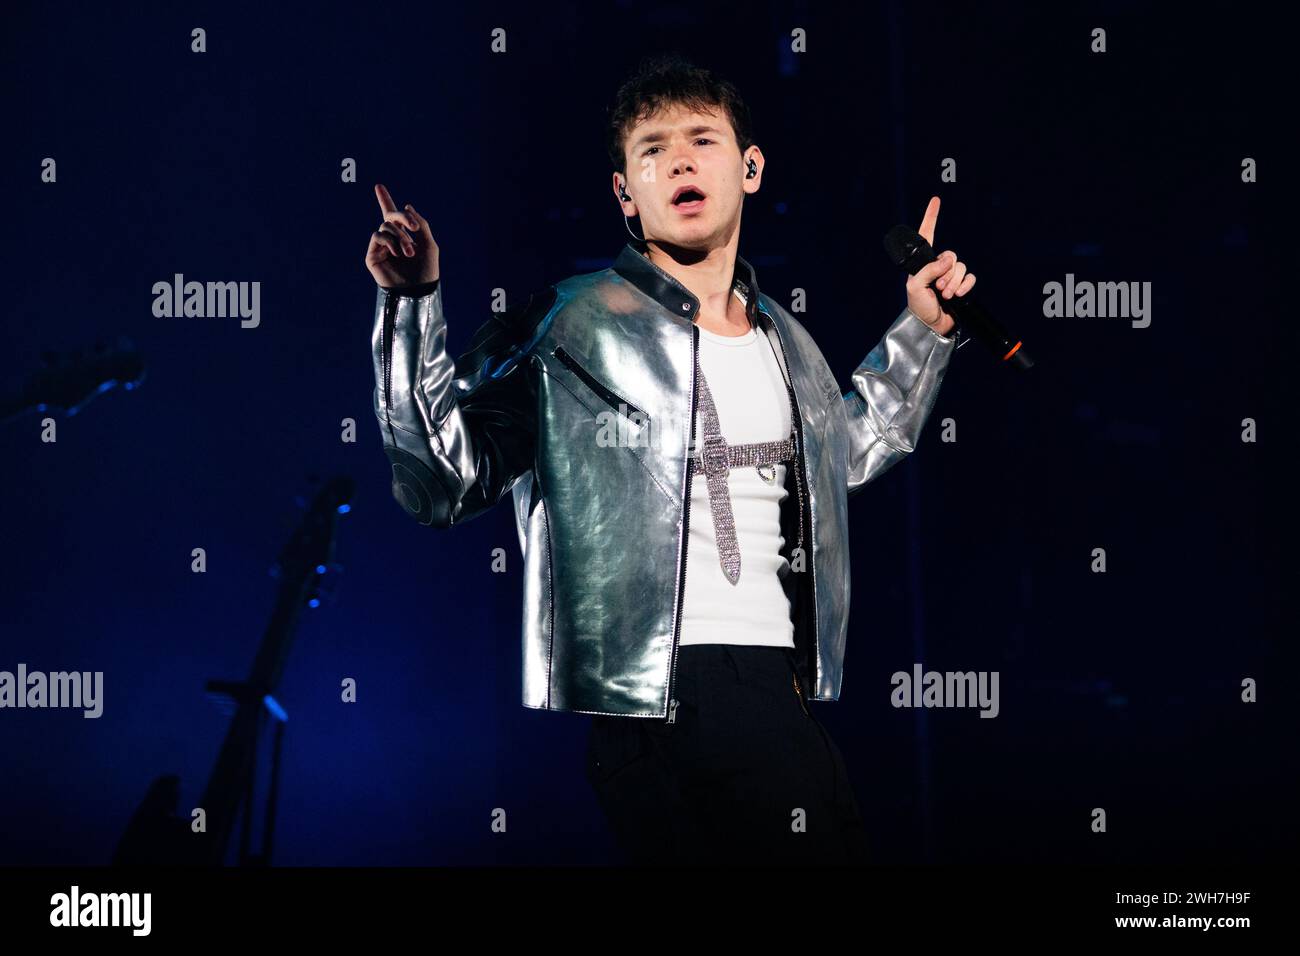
[669, 155, 697, 177]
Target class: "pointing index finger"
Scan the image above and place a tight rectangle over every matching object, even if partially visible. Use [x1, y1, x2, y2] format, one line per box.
[375, 183, 398, 215]
[918, 195, 940, 246]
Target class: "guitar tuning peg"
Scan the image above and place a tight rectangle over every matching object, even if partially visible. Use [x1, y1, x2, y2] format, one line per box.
[311, 580, 339, 606]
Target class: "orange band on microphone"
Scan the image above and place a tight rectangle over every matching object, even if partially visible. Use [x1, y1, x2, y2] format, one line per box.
[1002, 341, 1023, 361]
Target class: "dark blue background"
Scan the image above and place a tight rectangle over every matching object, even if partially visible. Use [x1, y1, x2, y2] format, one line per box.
[2, 1, 1291, 865]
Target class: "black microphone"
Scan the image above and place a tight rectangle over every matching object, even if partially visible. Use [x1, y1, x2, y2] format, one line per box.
[883, 224, 1033, 370]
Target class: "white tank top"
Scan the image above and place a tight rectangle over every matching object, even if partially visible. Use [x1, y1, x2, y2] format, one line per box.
[678, 306, 795, 648]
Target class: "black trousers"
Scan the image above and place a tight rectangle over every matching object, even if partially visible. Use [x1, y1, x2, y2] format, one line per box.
[584, 643, 869, 866]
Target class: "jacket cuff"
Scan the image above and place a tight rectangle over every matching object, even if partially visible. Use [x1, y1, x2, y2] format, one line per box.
[894, 307, 958, 361]
[381, 277, 441, 299]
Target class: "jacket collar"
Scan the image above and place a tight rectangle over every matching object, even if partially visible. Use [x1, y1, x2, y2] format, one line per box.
[613, 240, 762, 326]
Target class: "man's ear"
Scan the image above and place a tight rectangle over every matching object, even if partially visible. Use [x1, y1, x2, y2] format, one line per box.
[613, 172, 634, 210]
[742, 147, 764, 193]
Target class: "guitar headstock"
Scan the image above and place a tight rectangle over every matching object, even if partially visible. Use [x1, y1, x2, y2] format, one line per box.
[268, 476, 357, 612]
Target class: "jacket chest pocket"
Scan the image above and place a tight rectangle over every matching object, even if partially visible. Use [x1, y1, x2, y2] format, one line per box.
[551, 345, 650, 426]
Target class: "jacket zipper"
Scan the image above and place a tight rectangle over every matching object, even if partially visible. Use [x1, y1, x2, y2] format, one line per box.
[759, 309, 819, 699]
[552, 345, 649, 423]
[382, 294, 395, 419]
[665, 324, 699, 723]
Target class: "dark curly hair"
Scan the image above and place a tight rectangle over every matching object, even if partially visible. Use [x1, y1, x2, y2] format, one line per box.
[605, 54, 755, 176]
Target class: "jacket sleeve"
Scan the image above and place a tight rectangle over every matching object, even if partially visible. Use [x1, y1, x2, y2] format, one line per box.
[371, 277, 549, 528]
[842, 306, 961, 496]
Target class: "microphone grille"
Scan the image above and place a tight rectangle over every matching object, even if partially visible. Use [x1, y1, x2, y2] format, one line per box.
[883, 224, 933, 268]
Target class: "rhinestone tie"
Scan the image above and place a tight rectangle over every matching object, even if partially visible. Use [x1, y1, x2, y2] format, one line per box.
[689, 350, 799, 585]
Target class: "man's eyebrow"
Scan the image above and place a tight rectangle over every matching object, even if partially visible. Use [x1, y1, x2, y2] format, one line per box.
[630, 125, 724, 150]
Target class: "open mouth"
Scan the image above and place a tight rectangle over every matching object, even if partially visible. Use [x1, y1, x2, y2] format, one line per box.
[671, 186, 707, 211]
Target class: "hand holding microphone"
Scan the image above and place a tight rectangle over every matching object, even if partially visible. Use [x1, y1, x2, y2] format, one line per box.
[886, 196, 1034, 370]
[901, 196, 975, 337]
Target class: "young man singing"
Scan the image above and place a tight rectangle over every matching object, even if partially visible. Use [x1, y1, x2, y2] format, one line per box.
[364, 55, 975, 866]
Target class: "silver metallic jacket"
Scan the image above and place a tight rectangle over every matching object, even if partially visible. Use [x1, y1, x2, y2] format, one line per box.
[371, 240, 964, 719]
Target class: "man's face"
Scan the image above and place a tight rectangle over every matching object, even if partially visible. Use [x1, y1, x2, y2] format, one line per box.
[615, 103, 761, 251]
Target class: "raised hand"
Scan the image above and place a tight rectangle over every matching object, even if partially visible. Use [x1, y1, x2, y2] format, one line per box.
[364, 183, 440, 289]
[905, 195, 976, 336]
